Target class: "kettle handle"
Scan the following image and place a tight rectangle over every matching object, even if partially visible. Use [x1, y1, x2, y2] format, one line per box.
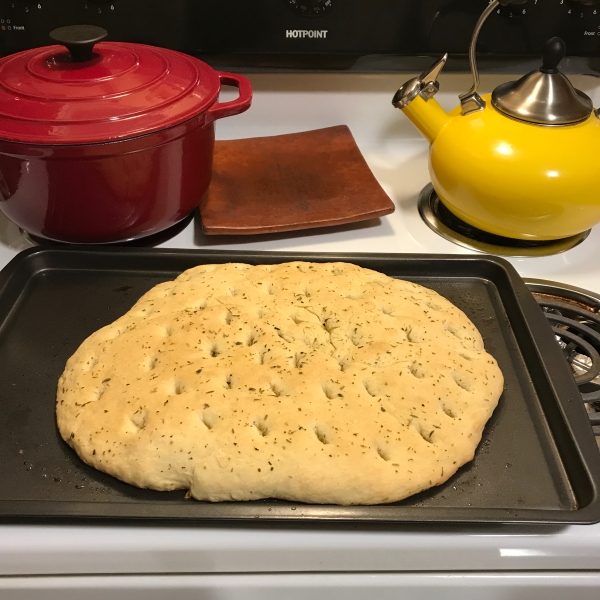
[459, 0, 528, 116]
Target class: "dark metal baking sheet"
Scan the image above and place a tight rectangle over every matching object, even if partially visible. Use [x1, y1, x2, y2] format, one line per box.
[0, 247, 599, 524]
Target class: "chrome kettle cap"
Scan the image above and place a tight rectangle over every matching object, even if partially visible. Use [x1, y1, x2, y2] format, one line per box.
[491, 37, 594, 126]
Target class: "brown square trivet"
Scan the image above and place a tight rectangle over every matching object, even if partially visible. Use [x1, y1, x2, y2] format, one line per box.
[199, 125, 395, 235]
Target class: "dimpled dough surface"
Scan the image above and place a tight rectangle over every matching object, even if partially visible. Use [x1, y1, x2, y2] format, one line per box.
[56, 262, 504, 505]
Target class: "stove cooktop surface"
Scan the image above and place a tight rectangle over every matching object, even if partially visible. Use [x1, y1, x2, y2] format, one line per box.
[1, 71, 600, 576]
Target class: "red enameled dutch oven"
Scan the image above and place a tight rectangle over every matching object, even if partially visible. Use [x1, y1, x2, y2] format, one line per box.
[0, 25, 252, 243]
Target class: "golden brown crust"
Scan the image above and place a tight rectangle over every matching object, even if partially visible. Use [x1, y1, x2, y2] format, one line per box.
[56, 262, 503, 505]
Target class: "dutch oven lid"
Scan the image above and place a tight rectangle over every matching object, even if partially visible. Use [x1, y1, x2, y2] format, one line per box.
[0, 25, 223, 145]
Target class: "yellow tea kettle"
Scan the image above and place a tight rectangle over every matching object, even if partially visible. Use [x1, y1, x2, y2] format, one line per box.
[392, 0, 600, 241]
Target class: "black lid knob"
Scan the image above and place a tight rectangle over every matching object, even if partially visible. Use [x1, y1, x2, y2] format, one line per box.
[49, 25, 108, 63]
[540, 36, 566, 74]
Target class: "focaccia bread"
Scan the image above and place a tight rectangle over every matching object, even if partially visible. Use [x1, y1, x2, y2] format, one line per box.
[56, 262, 503, 505]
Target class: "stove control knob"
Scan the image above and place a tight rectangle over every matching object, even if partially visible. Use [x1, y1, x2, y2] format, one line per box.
[286, 0, 333, 17]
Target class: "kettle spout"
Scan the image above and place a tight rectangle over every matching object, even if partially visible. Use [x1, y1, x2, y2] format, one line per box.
[392, 55, 452, 143]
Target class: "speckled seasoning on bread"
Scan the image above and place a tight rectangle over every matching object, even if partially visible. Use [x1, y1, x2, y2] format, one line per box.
[56, 262, 504, 505]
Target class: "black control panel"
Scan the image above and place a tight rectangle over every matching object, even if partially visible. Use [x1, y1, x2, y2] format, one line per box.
[1, 0, 599, 72]
[0, 1, 188, 53]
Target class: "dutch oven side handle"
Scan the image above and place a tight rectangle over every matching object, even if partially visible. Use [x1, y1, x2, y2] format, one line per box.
[205, 72, 253, 124]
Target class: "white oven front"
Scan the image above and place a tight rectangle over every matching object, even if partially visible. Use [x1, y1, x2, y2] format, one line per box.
[1, 573, 600, 600]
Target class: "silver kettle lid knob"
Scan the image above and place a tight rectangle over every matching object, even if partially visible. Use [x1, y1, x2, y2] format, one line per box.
[491, 37, 594, 126]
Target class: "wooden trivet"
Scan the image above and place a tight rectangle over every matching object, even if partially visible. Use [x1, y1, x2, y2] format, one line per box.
[199, 125, 395, 235]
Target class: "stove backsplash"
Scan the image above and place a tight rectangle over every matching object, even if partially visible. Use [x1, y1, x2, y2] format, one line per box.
[1, 0, 599, 73]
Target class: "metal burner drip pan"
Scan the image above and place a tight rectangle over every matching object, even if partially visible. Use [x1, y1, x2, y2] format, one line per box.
[419, 184, 590, 258]
[526, 279, 600, 440]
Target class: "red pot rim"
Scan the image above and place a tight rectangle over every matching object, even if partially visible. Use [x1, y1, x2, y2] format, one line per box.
[0, 41, 223, 145]
[0, 112, 203, 151]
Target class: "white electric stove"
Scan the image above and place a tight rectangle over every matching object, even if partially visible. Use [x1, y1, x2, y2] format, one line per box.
[1, 72, 600, 598]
